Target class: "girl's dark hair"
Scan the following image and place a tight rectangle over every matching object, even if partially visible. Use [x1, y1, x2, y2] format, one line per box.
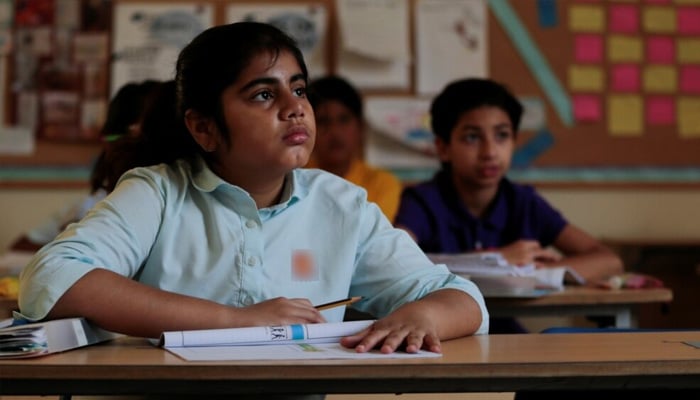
[308, 75, 363, 119]
[430, 78, 523, 143]
[176, 21, 308, 149]
[90, 79, 162, 193]
[101, 22, 307, 190]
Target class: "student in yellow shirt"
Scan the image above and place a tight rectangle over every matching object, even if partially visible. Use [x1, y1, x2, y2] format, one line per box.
[307, 75, 402, 221]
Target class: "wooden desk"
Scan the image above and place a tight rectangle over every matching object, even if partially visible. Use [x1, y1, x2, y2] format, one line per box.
[486, 286, 673, 328]
[1, 332, 699, 396]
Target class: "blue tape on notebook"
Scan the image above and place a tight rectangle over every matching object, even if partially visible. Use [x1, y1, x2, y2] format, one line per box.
[488, 0, 573, 127]
[290, 324, 304, 340]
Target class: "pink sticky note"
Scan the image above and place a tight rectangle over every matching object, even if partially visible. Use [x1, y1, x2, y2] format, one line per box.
[574, 34, 604, 63]
[611, 64, 640, 92]
[680, 65, 700, 93]
[646, 96, 675, 125]
[610, 5, 639, 33]
[573, 95, 601, 122]
[678, 7, 700, 34]
[646, 36, 675, 64]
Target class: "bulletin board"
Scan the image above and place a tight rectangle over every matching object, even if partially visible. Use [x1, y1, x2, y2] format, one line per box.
[2, 0, 700, 187]
[485, 0, 700, 186]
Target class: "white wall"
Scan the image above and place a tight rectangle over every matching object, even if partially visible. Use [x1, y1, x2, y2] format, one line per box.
[3, 186, 700, 251]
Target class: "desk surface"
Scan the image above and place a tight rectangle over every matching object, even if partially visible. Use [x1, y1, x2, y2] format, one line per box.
[1, 332, 699, 395]
[487, 286, 672, 306]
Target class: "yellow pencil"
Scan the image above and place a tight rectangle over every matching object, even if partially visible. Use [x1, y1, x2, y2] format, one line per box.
[314, 296, 363, 311]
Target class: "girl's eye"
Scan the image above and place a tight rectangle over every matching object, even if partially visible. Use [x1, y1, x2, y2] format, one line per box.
[293, 86, 307, 98]
[253, 90, 274, 101]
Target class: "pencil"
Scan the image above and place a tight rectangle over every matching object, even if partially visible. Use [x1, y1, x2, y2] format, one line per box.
[314, 296, 363, 311]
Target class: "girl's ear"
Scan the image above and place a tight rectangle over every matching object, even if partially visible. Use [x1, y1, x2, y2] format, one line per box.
[434, 137, 451, 163]
[185, 109, 219, 152]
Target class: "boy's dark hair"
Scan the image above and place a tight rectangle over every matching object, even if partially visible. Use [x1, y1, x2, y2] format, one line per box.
[430, 78, 523, 143]
[308, 75, 363, 119]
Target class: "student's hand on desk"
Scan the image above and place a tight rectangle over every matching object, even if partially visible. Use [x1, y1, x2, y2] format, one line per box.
[241, 297, 325, 326]
[500, 239, 562, 266]
[339, 303, 440, 354]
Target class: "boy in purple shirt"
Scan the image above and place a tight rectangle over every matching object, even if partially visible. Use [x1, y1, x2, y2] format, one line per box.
[394, 78, 623, 333]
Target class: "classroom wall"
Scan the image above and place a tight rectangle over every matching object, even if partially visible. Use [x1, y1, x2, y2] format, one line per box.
[3, 186, 700, 251]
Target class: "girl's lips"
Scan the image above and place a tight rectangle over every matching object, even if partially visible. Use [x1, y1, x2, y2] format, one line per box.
[284, 127, 310, 145]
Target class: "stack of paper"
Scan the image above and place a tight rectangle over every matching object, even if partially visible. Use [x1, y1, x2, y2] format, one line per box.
[428, 252, 585, 297]
[0, 317, 119, 358]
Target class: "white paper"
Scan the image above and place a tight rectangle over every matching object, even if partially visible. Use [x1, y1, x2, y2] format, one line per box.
[335, 0, 410, 89]
[166, 342, 441, 361]
[111, 3, 214, 95]
[415, 0, 488, 95]
[226, 3, 328, 78]
[0, 251, 35, 275]
[364, 96, 439, 169]
[0, 126, 34, 155]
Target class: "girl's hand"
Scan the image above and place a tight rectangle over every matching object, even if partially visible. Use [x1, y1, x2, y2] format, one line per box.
[235, 297, 325, 327]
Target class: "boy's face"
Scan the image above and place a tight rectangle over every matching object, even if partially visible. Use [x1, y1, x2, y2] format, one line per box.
[312, 100, 363, 169]
[436, 106, 515, 190]
[206, 50, 316, 185]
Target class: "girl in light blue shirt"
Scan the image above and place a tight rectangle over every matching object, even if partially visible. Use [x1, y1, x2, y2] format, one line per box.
[19, 21, 488, 354]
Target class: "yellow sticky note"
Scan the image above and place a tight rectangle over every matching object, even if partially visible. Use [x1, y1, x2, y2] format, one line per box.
[608, 95, 643, 136]
[643, 65, 677, 93]
[677, 39, 700, 63]
[569, 5, 605, 32]
[678, 97, 700, 138]
[608, 36, 643, 62]
[643, 7, 677, 33]
[569, 65, 605, 92]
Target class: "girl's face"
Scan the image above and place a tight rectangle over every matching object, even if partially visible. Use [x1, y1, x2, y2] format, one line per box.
[203, 50, 315, 185]
[436, 106, 515, 190]
[312, 100, 363, 169]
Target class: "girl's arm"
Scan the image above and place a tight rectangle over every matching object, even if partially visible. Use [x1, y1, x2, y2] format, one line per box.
[48, 268, 324, 339]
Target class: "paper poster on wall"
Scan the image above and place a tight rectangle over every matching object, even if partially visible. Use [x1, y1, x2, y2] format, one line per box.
[111, 3, 214, 95]
[364, 96, 439, 176]
[226, 3, 328, 78]
[335, 0, 410, 90]
[415, 0, 487, 95]
[0, 0, 12, 55]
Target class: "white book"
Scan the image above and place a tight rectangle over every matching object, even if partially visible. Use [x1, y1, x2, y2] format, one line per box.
[159, 320, 442, 361]
[0, 317, 120, 359]
[160, 319, 375, 348]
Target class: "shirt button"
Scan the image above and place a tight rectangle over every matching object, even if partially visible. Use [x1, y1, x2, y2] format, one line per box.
[242, 296, 254, 306]
[245, 220, 257, 229]
[247, 256, 257, 266]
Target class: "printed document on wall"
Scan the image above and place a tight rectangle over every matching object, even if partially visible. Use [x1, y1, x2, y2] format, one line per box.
[111, 3, 214, 95]
[415, 0, 488, 95]
[226, 3, 328, 79]
[336, 0, 410, 89]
